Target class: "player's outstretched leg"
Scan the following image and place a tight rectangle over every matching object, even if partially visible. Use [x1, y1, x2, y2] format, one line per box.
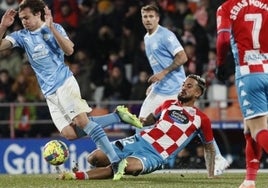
[112, 159, 128, 180]
[116, 105, 143, 129]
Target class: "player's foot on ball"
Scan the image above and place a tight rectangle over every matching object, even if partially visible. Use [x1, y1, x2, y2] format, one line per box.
[116, 105, 143, 129]
[239, 182, 255, 188]
[214, 155, 230, 176]
[58, 171, 76, 180]
[112, 159, 128, 181]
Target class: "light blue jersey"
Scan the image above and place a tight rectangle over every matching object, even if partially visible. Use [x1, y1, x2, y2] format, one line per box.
[5, 23, 72, 96]
[144, 25, 186, 95]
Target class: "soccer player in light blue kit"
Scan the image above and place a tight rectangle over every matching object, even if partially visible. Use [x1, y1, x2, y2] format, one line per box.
[139, 4, 229, 175]
[0, 0, 142, 180]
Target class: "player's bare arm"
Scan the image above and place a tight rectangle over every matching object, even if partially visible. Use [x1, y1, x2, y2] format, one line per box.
[44, 6, 74, 56]
[148, 50, 188, 83]
[204, 142, 216, 178]
[140, 113, 157, 126]
[0, 9, 16, 50]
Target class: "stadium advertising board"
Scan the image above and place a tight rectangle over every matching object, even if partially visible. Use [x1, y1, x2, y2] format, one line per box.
[0, 138, 96, 174]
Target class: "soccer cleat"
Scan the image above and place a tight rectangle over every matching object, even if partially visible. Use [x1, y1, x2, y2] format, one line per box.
[116, 105, 143, 129]
[239, 183, 255, 188]
[112, 159, 128, 181]
[58, 171, 76, 180]
[214, 155, 230, 176]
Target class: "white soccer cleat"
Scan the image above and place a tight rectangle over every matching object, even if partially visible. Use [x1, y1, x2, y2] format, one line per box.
[214, 155, 230, 176]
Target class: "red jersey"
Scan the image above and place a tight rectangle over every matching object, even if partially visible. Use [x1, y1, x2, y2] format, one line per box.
[217, 0, 268, 77]
[140, 100, 213, 159]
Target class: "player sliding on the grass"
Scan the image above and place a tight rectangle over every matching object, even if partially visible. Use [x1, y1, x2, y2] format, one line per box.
[60, 74, 217, 180]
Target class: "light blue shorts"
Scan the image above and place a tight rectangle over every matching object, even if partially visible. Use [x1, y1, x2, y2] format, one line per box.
[112, 135, 166, 175]
[236, 74, 268, 120]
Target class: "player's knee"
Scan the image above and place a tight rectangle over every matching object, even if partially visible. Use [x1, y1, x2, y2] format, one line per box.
[61, 126, 78, 140]
[125, 168, 142, 176]
[73, 113, 89, 128]
[87, 149, 109, 167]
[87, 150, 97, 165]
[125, 157, 143, 176]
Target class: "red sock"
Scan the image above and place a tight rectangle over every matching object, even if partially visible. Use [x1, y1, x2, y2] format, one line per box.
[256, 129, 268, 153]
[244, 134, 262, 180]
[75, 171, 88, 180]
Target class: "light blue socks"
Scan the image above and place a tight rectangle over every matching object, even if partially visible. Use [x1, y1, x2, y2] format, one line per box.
[83, 120, 120, 163]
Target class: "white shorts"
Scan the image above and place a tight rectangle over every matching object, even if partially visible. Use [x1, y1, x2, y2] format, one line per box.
[139, 90, 178, 118]
[46, 76, 92, 132]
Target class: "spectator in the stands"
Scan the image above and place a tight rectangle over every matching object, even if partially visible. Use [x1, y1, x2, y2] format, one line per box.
[168, 0, 193, 35]
[14, 92, 36, 138]
[103, 64, 132, 111]
[0, 49, 23, 79]
[0, 0, 19, 17]
[53, 0, 80, 28]
[0, 69, 14, 101]
[132, 40, 153, 82]
[182, 14, 209, 75]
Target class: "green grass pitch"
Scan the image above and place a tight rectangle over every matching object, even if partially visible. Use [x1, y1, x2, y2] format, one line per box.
[0, 171, 267, 188]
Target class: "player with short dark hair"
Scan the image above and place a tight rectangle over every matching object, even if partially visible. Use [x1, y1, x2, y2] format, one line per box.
[139, 3, 229, 176]
[59, 74, 216, 180]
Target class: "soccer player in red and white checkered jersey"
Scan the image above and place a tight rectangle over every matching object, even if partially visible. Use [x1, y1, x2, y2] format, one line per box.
[216, 0, 268, 187]
[59, 74, 216, 180]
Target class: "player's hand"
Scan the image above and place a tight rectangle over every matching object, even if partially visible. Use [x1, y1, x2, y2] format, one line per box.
[215, 65, 225, 82]
[139, 117, 146, 124]
[0, 9, 17, 28]
[148, 72, 165, 83]
[44, 6, 53, 28]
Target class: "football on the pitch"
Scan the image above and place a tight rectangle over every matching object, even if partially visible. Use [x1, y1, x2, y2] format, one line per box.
[43, 140, 69, 165]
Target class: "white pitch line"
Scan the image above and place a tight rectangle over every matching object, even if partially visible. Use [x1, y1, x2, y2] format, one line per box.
[153, 169, 268, 174]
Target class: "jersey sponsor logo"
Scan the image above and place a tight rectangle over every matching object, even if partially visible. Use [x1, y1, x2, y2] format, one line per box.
[168, 110, 189, 124]
[32, 44, 49, 60]
[244, 50, 268, 64]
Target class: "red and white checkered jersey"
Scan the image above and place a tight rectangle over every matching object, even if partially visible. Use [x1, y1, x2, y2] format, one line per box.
[217, 0, 268, 77]
[140, 100, 213, 159]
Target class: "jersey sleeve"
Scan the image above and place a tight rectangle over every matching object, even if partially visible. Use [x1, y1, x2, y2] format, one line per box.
[216, 4, 231, 66]
[199, 112, 214, 143]
[162, 29, 184, 56]
[5, 31, 23, 48]
[54, 23, 70, 39]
